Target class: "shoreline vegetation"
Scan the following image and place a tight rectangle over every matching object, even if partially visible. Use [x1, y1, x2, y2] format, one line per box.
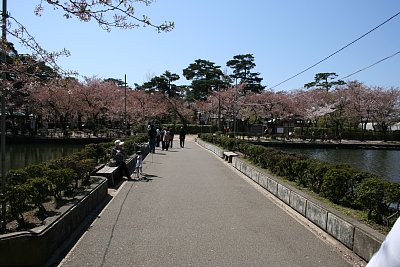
[199, 133, 400, 235]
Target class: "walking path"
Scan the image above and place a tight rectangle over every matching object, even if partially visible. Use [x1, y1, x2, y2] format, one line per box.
[57, 136, 363, 267]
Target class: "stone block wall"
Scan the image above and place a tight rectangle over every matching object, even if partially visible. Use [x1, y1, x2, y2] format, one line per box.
[196, 139, 385, 262]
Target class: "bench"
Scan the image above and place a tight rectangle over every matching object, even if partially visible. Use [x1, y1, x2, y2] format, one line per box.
[96, 143, 150, 186]
[96, 165, 119, 186]
[96, 155, 137, 186]
[223, 151, 238, 163]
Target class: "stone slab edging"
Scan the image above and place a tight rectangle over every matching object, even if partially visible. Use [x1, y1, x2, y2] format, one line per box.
[0, 176, 108, 266]
[196, 139, 385, 262]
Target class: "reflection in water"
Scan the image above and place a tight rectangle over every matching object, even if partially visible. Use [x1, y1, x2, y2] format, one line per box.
[281, 148, 400, 183]
[5, 143, 83, 171]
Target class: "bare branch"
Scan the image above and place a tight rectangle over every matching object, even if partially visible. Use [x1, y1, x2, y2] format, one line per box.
[36, 0, 174, 32]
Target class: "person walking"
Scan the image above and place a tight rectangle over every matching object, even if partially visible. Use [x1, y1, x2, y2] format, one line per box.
[148, 124, 157, 153]
[111, 140, 132, 180]
[179, 127, 187, 148]
[162, 128, 169, 151]
[156, 128, 161, 147]
[160, 128, 165, 150]
[169, 127, 175, 148]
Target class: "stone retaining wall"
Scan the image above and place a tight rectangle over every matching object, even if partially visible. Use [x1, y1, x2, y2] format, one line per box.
[196, 139, 385, 262]
[0, 176, 108, 266]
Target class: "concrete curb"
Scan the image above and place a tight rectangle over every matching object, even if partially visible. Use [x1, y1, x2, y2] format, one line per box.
[0, 176, 108, 266]
[196, 139, 385, 262]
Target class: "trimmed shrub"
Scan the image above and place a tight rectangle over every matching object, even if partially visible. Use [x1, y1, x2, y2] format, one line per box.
[27, 177, 51, 217]
[306, 161, 330, 193]
[25, 164, 50, 180]
[6, 169, 30, 186]
[356, 178, 389, 223]
[321, 167, 354, 205]
[45, 168, 75, 206]
[6, 184, 30, 227]
[292, 159, 312, 187]
[80, 143, 108, 163]
[385, 182, 400, 211]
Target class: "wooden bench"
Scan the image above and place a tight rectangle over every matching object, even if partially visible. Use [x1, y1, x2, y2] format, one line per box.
[223, 151, 238, 163]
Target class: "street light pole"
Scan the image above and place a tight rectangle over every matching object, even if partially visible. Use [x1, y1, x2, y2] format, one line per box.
[233, 77, 238, 148]
[1, 0, 7, 231]
[124, 74, 127, 135]
[217, 84, 221, 132]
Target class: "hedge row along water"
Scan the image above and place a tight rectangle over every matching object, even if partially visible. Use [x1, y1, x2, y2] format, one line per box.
[3, 134, 148, 232]
[199, 133, 400, 226]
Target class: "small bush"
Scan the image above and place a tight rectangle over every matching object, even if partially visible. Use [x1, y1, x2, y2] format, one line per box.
[6, 184, 30, 227]
[356, 178, 389, 223]
[6, 169, 30, 186]
[80, 143, 107, 163]
[27, 177, 51, 217]
[385, 182, 400, 211]
[46, 168, 75, 206]
[24, 164, 49, 180]
[292, 159, 312, 187]
[321, 167, 353, 205]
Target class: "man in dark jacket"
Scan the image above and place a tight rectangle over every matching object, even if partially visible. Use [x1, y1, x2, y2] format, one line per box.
[179, 127, 187, 148]
[148, 124, 157, 153]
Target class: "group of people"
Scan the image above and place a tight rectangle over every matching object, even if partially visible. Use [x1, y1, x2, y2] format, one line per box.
[110, 126, 187, 181]
[148, 125, 187, 152]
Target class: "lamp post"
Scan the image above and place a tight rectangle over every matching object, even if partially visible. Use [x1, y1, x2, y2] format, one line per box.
[217, 84, 221, 132]
[233, 76, 238, 148]
[124, 74, 127, 135]
[1, 0, 7, 231]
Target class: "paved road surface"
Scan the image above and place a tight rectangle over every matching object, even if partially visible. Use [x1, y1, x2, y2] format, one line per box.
[58, 137, 361, 267]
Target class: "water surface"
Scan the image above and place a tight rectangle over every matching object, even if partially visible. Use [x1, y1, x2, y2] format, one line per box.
[280, 148, 400, 183]
[4, 143, 83, 171]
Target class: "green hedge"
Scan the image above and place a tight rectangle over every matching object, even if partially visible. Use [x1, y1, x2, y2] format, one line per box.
[3, 134, 148, 231]
[200, 133, 400, 226]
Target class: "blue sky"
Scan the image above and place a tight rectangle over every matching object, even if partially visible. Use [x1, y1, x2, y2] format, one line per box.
[7, 1, 400, 91]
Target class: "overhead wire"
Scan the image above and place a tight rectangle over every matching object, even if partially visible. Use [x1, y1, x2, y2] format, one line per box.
[340, 50, 400, 80]
[270, 11, 400, 90]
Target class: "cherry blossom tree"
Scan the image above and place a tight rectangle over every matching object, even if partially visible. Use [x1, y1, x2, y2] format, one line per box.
[214, 84, 245, 131]
[26, 78, 81, 131]
[127, 90, 166, 127]
[77, 77, 120, 132]
[329, 87, 352, 139]
[367, 86, 400, 140]
[342, 81, 374, 139]
[164, 96, 193, 128]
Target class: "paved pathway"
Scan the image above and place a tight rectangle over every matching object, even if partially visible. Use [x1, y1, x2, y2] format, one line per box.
[58, 137, 361, 267]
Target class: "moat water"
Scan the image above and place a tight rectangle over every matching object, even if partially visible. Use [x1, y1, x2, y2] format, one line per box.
[280, 148, 400, 183]
[3, 143, 83, 172]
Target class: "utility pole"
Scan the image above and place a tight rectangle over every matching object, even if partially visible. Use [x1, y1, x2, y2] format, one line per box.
[1, 0, 7, 232]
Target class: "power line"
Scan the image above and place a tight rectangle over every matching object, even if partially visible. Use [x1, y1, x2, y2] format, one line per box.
[341, 50, 400, 80]
[270, 11, 400, 90]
